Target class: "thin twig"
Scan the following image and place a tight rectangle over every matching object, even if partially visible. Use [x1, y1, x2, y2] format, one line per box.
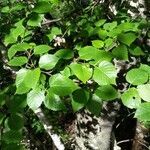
[41, 70, 52, 76]
[117, 139, 133, 145]
[42, 18, 61, 25]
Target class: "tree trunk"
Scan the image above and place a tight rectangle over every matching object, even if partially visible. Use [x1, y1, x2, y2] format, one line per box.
[67, 102, 120, 150]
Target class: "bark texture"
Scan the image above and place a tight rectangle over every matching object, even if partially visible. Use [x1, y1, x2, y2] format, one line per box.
[69, 102, 120, 150]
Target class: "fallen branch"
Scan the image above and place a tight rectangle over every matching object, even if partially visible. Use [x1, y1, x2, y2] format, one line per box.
[34, 108, 65, 150]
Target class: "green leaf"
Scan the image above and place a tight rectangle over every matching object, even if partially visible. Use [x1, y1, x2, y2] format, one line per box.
[118, 32, 137, 46]
[49, 0, 60, 4]
[135, 103, 150, 121]
[4, 33, 16, 46]
[94, 19, 106, 27]
[1, 6, 10, 13]
[49, 74, 79, 96]
[7, 95, 27, 113]
[137, 84, 150, 102]
[55, 49, 74, 59]
[26, 68, 41, 89]
[39, 54, 59, 70]
[112, 45, 128, 60]
[10, 3, 26, 12]
[33, 1, 52, 13]
[8, 113, 24, 130]
[121, 88, 141, 109]
[92, 40, 104, 48]
[16, 68, 41, 94]
[70, 63, 92, 83]
[103, 21, 117, 31]
[11, 24, 25, 39]
[86, 94, 102, 116]
[27, 88, 45, 110]
[126, 69, 148, 85]
[93, 61, 117, 85]
[79, 46, 99, 60]
[117, 22, 138, 32]
[16, 69, 31, 94]
[79, 46, 112, 63]
[108, 28, 122, 37]
[0, 112, 5, 125]
[60, 67, 71, 78]
[90, 51, 112, 65]
[2, 131, 22, 144]
[97, 29, 108, 40]
[27, 13, 44, 27]
[8, 43, 31, 59]
[95, 85, 119, 101]
[104, 38, 116, 50]
[71, 89, 89, 112]
[2, 144, 24, 150]
[47, 27, 62, 41]
[44, 90, 65, 111]
[34, 45, 52, 55]
[140, 64, 150, 77]
[129, 46, 144, 56]
[8, 56, 28, 66]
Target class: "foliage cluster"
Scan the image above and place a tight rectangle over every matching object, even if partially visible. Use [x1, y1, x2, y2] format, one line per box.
[0, 0, 150, 149]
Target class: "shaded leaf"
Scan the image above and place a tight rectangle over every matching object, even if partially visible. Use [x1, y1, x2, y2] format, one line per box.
[55, 49, 74, 59]
[44, 90, 65, 111]
[118, 32, 137, 46]
[129, 46, 144, 56]
[71, 89, 89, 112]
[112, 45, 128, 60]
[33, 1, 52, 13]
[27, 13, 44, 27]
[95, 85, 119, 101]
[8, 113, 24, 130]
[86, 94, 102, 116]
[2, 131, 22, 143]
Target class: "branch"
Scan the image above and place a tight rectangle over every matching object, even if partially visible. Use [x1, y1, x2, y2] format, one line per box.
[34, 108, 65, 150]
[42, 18, 61, 25]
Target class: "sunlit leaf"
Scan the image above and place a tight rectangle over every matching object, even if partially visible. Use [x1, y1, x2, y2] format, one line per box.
[126, 69, 148, 85]
[39, 54, 59, 70]
[93, 61, 117, 85]
[27, 88, 45, 110]
[121, 88, 141, 109]
[70, 63, 92, 83]
[49, 74, 79, 96]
